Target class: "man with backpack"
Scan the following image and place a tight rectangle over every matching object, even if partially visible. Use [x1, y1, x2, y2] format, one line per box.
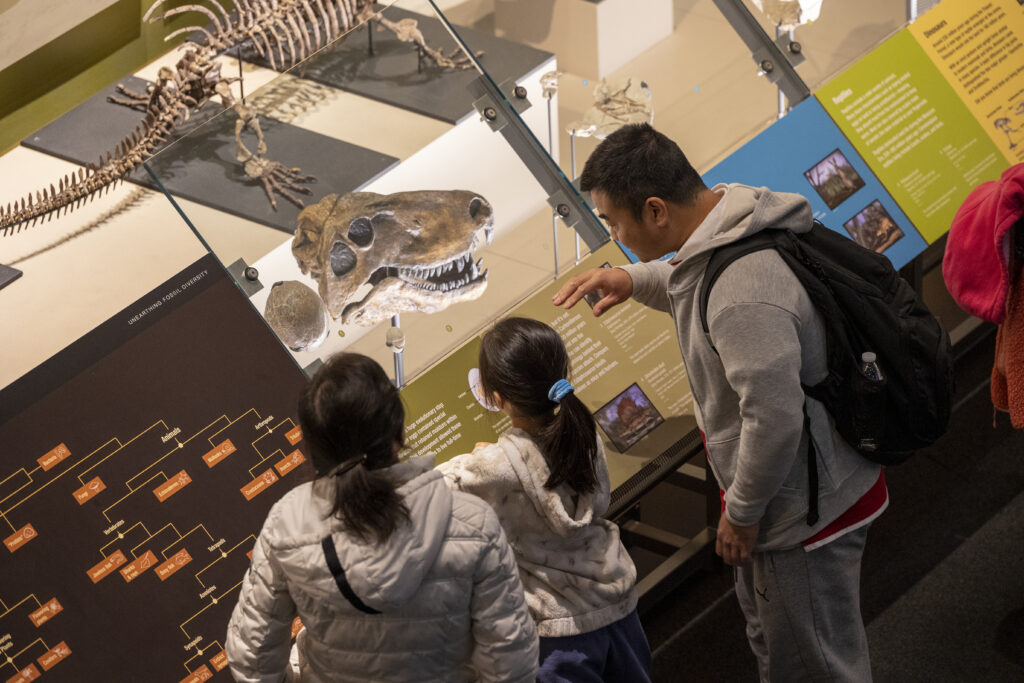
[553, 123, 887, 681]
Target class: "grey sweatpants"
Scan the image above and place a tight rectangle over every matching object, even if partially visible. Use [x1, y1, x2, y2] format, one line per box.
[734, 525, 872, 682]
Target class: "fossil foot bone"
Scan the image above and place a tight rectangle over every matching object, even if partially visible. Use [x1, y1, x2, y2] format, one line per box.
[243, 156, 316, 210]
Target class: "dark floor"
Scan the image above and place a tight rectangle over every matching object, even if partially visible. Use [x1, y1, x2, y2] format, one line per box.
[641, 324, 1024, 682]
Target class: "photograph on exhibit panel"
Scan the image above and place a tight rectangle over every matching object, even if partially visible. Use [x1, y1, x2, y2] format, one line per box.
[594, 383, 665, 453]
[583, 262, 613, 310]
[843, 199, 904, 253]
[803, 148, 866, 210]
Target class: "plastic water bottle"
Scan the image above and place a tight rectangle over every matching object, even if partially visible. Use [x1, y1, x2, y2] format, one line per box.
[859, 352, 884, 382]
[854, 352, 886, 452]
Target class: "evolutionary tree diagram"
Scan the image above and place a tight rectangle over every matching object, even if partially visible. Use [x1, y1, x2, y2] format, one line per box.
[0, 256, 311, 682]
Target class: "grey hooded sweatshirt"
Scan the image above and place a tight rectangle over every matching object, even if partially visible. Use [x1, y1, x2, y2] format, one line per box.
[621, 184, 881, 550]
[437, 430, 638, 637]
[226, 455, 538, 682]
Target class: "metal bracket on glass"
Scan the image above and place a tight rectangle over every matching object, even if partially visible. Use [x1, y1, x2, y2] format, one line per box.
[466, 74, 608, 250]
[226, 258, 264, 297]
[472, 77, 532, 132]
[303, 358, 324, 379]
[0, 263, 22, 291]
[711, 0, 810, 106]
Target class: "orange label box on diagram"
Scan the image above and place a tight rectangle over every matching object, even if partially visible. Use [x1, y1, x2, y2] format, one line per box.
[241, 468, 279, 501]
[73, 476, 106, 504]
[179, 665, 213, 683]
[5, 663, 40, 682]
[153, 470, 192, 502]
[4, 524, 38, 553]
[209, 650, 229, 672]
[28, 598, 63, 627]
[285, 425, 303, 445]
[155, 549, 192, 581]
[37, 642, 71, 671]
[275, 450, 306, 477]
[37, 443, 71, 471]
[87, 550, 127, 583]
[203, 439, 236, 468]
[120, 550, 158, 583]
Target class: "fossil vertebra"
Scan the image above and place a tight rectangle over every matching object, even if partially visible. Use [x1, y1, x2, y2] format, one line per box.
[291, 190, 493, 326]
[1, 0, 470, 236]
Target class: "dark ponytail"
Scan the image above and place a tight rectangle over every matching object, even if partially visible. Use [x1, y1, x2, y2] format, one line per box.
[297, 353, 409, 544]
[479, 317, 599, 494]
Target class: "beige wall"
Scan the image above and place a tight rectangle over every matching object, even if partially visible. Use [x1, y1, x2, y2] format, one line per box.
[0, 0, 121, 70]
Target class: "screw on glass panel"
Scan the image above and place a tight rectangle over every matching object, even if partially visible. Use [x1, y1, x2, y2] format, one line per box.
[244, 266, 259, 281]
[760, 60, 774, 73]
[789, 41, 802, 54]
[483, 107, 498, 121]
[514, 86, 527, 99]
[556, 204, 571, 218]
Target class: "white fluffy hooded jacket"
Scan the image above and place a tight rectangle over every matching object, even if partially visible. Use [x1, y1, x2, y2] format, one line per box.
[436, 429, 638, 638]
[225, 455, 539, 683]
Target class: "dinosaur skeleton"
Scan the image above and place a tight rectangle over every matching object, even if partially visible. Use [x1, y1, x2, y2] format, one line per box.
[0, 0, 471, 236]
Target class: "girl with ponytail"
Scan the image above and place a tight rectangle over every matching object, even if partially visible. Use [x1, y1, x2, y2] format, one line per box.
[227, 353, 538, 683]
[438, 317, 651, 682]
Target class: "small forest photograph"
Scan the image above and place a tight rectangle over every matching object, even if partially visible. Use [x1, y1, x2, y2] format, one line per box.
[804, 148, 866, 209]
[843, 199, 904, 253]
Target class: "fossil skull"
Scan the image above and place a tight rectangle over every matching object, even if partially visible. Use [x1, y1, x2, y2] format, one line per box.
[291, 190, 493, 326]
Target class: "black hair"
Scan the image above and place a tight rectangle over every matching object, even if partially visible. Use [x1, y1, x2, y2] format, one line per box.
[478, 317, 598, 494]
[297, 352, 409, 544]
[580, 123, 706, 221]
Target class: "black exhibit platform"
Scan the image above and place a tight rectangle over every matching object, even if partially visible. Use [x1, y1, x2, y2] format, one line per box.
[22, 76, 399, 234]
[0, 263, 22, 291]
[0, 255, 312, 681]
[241, 6, 553, 124]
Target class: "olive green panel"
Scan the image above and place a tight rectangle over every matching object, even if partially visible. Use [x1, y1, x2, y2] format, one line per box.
[0, 0, 192, 154]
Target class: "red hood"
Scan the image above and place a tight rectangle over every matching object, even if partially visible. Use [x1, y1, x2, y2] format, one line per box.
[943, 163, 1024, 324]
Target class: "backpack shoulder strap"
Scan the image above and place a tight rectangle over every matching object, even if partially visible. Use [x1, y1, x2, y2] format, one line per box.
[698, 230, 782, 353]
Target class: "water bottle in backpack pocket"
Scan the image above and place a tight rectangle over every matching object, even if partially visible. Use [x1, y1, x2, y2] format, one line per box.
[852, 352, 887, 453]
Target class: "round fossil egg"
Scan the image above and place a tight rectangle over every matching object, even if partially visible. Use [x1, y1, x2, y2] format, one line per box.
[264, 280, 330, 352]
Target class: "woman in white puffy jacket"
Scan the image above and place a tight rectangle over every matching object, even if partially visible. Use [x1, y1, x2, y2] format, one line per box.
[225, 353, 538, 682]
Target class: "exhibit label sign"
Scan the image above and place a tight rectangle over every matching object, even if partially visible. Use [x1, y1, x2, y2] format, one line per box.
[817, 29, 1008, 243]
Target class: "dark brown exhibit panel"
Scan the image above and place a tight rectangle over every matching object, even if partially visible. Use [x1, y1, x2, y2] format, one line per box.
[21, 76, 399, 234]
[0, 255, 311, 682]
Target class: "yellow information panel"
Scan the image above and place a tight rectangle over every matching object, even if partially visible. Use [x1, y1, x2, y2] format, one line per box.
[909, 0, 1024, 164]
[400, 242, 697, 489]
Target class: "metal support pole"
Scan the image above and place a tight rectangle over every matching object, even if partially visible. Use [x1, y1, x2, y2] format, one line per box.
[570, 133, 581, 263]
[547, 95, 560, 278]
[906, 0, 919, 23]
[712, 0, 810, 107]
[776, 26, 788, 119]
[237, 47, 246, 103]
[390, 314, 405, 388]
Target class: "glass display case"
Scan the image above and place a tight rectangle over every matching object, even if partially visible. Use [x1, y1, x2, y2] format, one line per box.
[0, 0, 1018, 677]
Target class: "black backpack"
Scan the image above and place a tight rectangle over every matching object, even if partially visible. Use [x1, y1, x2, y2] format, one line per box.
[699, 222, 955, 522]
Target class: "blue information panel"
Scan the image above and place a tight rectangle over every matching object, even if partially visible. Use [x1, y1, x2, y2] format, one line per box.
[702, 97, 927, 269]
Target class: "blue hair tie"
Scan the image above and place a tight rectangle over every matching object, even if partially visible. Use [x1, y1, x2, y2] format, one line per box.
[548, 379, 575, 403]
